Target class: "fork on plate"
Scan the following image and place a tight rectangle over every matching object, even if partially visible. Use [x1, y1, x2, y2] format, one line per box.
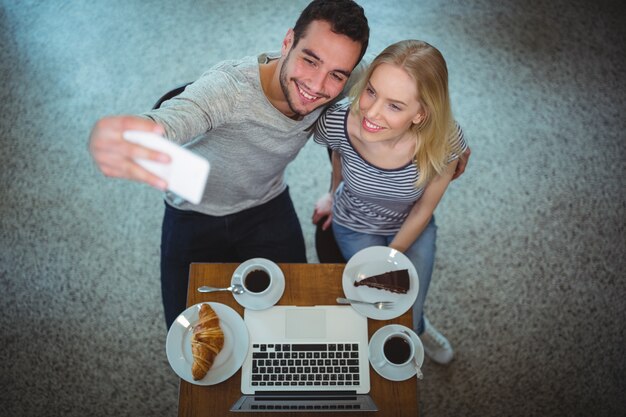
[336, 297, 395, 310]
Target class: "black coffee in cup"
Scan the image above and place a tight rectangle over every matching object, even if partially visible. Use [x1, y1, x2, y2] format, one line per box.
[383, 336, 412, 365]
[244, 269, 271, 293]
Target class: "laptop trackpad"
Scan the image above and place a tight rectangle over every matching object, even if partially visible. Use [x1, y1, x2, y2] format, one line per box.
[285, 309, 326, 339]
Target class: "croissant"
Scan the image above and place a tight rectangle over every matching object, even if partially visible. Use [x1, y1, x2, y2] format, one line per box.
[191, 303, 225, 380]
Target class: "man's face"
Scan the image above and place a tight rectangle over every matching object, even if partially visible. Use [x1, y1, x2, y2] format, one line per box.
[279, 20, 362, 118]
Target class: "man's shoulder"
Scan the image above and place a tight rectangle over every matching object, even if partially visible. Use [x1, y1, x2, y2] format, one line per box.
[203, 55, 258, 80]
[205, 52, 279, 75]
[195, 52, 281, 93]
[187, 55, 262, 100]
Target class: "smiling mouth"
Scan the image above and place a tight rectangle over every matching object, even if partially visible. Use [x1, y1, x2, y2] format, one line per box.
[296, 82, 321, 103]
[362, 117, 384, 133]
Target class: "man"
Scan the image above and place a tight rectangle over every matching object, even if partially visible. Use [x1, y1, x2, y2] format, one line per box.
[89, 0, 370, 329]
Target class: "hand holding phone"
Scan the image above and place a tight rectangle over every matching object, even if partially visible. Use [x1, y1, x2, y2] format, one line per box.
[123, 130, 210, 204]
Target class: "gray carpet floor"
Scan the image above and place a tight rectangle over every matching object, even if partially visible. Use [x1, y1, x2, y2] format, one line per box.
[1, 1, 624, 416]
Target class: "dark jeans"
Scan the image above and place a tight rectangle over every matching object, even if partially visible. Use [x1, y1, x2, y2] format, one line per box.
[160, 187, 306, 328]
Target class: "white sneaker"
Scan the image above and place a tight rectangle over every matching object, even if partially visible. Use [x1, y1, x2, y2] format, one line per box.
[420, 317, 454, 365]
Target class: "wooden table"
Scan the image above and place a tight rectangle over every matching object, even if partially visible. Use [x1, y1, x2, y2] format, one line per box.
[178, 263, 419, 417]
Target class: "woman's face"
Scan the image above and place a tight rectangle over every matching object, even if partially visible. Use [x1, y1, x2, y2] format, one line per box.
[357, 63, 425, 143]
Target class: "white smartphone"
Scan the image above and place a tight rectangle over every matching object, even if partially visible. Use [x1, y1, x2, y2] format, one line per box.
[123, 130, 210, 204]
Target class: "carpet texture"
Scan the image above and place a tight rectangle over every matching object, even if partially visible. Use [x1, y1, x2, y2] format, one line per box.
[1, 1, 624, 416]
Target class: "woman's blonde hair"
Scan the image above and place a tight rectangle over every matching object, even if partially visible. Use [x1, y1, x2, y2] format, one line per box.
[350, 40, 461, 187]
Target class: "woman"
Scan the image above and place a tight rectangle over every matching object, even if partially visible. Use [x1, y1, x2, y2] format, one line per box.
[312, 40, 467, 364]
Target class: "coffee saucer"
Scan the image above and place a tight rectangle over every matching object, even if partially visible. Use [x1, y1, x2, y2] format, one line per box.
[231, 258, 285, 310]
[368, 324, 424, 381]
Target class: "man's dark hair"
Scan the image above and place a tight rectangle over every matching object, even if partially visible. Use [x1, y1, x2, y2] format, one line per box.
[292, 0, 369, 65]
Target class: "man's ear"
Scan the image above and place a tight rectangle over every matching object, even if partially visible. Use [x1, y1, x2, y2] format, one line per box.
[281, 29, 295, 56]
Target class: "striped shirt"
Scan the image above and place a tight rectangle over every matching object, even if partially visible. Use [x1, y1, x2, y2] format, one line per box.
[313, 99, 468, 234]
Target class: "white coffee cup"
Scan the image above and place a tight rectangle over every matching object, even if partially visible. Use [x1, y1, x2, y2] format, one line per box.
[378, 331, 415, 367]
[241, 263, 273, 295]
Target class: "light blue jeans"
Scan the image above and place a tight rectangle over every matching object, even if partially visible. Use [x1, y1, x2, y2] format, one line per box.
[332, 216, 437, 335]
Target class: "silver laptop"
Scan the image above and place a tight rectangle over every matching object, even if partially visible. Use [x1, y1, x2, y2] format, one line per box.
[230, 305, 378, 412]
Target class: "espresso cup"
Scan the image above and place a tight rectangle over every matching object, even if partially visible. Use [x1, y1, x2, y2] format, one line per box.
[241, 264, 272, 295]
[380, 331, 415, 367]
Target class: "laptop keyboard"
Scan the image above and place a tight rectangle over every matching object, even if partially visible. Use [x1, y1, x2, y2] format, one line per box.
[250, 343, 361, 387]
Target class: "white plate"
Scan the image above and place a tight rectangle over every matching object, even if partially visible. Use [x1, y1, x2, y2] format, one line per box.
[166, 302, 249, 385]
[342, 246, 419, 320]
[368, 324, 424, 381]
[232, 258, 285, 310]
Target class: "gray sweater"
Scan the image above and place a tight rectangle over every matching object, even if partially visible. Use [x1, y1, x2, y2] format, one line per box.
[144, 53, 328, 216]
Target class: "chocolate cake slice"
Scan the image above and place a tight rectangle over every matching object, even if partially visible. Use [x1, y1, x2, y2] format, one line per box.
[354, 269, 410, 294]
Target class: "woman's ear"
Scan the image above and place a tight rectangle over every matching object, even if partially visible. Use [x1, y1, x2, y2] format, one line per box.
[412, 111, 426, 125]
